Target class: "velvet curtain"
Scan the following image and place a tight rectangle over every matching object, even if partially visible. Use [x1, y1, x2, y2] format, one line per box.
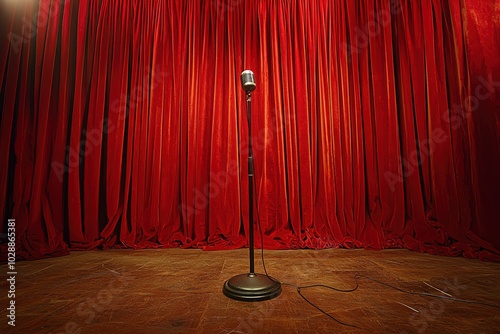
[1, 0, 499, 261]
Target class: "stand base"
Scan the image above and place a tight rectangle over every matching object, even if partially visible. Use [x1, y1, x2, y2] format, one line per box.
[223, 273, 282, 302]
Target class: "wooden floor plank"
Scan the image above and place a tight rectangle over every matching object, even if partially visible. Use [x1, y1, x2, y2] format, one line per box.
[2, 248, 500, 333]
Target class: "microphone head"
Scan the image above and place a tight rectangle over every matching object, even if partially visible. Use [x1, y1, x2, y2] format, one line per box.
[240, 70, 256, 93]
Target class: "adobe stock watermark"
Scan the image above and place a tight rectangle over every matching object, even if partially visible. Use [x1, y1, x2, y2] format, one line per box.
[292, 253, 470, 332]
[341, 0, 403, 61]
[225, 288, 286, 334]
[179, 112, 294, 220]
[48, 266, 135, 334]
[212, 0, 243, 18]
[385, 74, 500, 192]
[6, 219, 17, 327]
[399, 278, 467, 334]
[51, 66, 170, 183]
[8, 0, 70, 54]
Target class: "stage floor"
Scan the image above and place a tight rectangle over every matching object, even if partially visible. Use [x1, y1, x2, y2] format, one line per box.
[5, 248, 500, 333]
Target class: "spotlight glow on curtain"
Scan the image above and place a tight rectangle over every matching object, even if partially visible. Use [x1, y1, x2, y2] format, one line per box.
[1, 0, 499, 261]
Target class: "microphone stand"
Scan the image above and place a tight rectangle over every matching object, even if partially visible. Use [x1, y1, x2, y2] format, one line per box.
[222, 91, 282, 301]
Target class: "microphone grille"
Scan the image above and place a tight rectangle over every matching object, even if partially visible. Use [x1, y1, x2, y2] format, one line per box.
[240, 70, 256, 92]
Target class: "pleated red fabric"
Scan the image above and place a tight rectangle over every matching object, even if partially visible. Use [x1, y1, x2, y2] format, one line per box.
[0, 0, 499, 261]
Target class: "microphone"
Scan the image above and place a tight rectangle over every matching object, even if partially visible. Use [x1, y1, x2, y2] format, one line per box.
[223, 67, 282, 302]
[240, 70, 256, 93]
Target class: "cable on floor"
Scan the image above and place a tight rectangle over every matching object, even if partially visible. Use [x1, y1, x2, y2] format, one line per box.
[251, 162, 499, 330]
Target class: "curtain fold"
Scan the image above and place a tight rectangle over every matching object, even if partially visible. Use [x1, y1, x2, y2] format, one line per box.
[1, 0, 499, 261]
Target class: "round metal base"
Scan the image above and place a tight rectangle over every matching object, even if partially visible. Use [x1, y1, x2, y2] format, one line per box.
[223, 273, 282, 302]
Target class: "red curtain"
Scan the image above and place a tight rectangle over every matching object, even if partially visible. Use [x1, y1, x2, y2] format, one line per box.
[1, 0, 499, 261]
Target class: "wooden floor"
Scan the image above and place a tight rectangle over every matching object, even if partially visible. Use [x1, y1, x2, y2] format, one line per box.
[2, 248, 500, 333]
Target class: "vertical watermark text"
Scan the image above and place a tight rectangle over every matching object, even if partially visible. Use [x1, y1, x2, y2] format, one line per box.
[6, 218, 16, 327]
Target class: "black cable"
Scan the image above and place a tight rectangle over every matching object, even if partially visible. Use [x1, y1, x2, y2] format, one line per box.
[354, 274, 500, 309]
[252, 177, 358, 327]
[250, 155, 500, 329]
[296, 286, 360, 328]
[255, 202, 272, 279]
[283, 282, 359, 293]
